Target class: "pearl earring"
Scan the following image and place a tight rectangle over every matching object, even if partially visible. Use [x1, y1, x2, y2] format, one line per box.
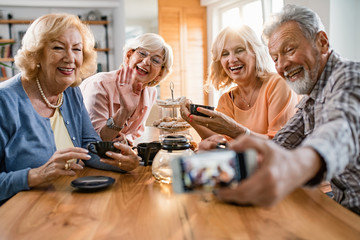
[36, 64, 40, 68]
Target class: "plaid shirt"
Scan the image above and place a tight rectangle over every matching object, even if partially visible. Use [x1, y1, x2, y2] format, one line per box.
[273, 51, 360, 214]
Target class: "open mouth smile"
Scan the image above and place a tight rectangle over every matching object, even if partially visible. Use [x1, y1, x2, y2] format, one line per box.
[285, 67, 303, 81]
[58, 67, 74, 75]
[229, 65, 243, 72]
[136, 65, 149, 75]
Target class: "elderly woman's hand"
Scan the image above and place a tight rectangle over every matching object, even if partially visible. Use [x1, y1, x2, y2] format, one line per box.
[190, 107, 247, 138]
[112, 133, 134, 147]
[27, 147, 91, 187]
[198, 134, 228, 151]
[116, 66, 142, 121]
[180, 99, 193, 123]
[100, 142, 139, 171]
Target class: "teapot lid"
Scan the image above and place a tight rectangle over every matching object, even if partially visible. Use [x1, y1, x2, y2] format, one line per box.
[161, 135, 190, 151]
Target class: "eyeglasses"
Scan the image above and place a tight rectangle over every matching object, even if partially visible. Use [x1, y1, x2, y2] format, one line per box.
[135, 48, 164, 67]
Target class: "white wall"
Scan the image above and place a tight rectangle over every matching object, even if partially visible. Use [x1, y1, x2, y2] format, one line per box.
[329, 0, 360, 61]
[285, 0, 360, 62]
[113, 1, 126, 68]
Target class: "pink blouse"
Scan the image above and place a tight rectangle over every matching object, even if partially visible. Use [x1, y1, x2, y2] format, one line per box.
[80, 70, 157, 142]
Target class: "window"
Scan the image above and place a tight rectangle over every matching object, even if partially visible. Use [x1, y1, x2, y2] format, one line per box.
[220, 0, 263, 38]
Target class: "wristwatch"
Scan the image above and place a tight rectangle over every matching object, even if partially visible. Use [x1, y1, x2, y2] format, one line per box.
[106, 117, 123, 131]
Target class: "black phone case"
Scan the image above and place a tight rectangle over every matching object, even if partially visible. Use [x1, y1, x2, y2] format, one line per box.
[190, 104, 214, 117]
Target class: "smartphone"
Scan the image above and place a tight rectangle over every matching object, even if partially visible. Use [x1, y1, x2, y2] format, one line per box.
[189, 103, 214, 118]
[171, 149, 257, 193]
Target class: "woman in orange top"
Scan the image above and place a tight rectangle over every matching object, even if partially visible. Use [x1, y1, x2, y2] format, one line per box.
[180, 25, 299, 142]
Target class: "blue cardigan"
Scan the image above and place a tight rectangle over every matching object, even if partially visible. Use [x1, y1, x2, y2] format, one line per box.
[0, 74, 123, 202]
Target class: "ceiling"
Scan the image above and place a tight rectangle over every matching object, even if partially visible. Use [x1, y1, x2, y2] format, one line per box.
[124, 0, 158, 20]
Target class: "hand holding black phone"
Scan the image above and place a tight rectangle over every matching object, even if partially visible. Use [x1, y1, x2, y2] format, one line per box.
[171, 149, 257, 193]
[189, 103, 214, 118]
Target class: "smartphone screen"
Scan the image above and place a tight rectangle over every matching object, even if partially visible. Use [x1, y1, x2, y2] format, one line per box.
[171, 149, 256, 193]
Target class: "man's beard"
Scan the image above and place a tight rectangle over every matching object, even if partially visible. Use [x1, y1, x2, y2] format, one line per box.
[285, 68, 316, 95]
[285, 49, 321, 95]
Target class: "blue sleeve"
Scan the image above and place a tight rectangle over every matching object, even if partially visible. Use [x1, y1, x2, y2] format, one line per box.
[75, 87, 126, 173]
[0, 78, 31, 202]
[0, 169, 31, 202]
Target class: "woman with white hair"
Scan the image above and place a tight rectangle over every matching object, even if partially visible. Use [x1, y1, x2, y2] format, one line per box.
[81, 33, 173, 145]
[181, 25, 298, 146]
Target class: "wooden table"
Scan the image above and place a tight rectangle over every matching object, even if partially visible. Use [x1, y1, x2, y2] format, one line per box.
[0, 165, 359, 240]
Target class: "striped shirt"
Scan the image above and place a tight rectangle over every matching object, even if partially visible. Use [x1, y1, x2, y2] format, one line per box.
[273, 50, 360, 215]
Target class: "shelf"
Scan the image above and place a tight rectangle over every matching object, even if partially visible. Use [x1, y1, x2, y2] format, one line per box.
[0, 19, 109, 25]
[0, 19, 32, 24]
[82, 20, 109, 25]
[95, 48, 110, 52]
[0, 58, 14, 62]
[0, 39, 15, 44]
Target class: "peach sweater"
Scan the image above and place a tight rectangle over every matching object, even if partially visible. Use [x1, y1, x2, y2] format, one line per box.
[216, 73, 299, 138]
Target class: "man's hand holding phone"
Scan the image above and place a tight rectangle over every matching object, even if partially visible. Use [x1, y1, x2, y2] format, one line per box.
[171, 149, 257, 194]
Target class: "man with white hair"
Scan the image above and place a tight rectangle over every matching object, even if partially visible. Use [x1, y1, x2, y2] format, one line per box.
[215, 4, 360, 215]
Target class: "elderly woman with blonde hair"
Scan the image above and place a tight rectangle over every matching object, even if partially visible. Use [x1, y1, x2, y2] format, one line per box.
[0, 13, 140, 204]
[181, 25, 299, 148]
[81, 33, 173, 145]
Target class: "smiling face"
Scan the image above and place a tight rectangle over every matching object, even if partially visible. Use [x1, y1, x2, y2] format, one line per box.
[38, 27, 83, 92]
[220, 35, 257, 85]
[126, 48, 164, 89]
[268, 21, 324, 94]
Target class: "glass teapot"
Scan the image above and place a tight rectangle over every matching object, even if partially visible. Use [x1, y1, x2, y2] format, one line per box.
[152, 135, 194, 184]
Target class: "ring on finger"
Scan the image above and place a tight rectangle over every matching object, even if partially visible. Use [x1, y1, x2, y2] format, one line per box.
[64, 162, 70, 170]
[118, 160, 122, 168]
[206, 123, 209, 127]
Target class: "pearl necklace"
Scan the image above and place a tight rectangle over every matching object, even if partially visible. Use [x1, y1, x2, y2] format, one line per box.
[36, 78, 63, 109]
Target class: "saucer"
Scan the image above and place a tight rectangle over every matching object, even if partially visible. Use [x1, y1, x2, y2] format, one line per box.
[71, 176, 115, 191]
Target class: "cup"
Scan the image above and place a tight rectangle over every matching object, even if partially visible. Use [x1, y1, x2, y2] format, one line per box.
[133, 141, 162, 166]
[87, 141, 121, 158]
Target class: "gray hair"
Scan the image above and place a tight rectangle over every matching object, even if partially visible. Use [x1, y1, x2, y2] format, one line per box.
[123, 33, 173, 86]
[262, 4, 325, 44]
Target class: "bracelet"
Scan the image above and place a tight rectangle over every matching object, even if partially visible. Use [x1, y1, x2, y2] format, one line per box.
[244, 127, 251, 136]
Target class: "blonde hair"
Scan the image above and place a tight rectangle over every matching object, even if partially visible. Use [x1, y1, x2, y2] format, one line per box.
[207, 25, 273, 91]
[15, 13, 97, 86]
[123, 33, 173, 87]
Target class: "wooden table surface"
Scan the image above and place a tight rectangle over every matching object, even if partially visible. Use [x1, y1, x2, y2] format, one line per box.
[0, 165, 359, 240]
[1, 127, 359, 239]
